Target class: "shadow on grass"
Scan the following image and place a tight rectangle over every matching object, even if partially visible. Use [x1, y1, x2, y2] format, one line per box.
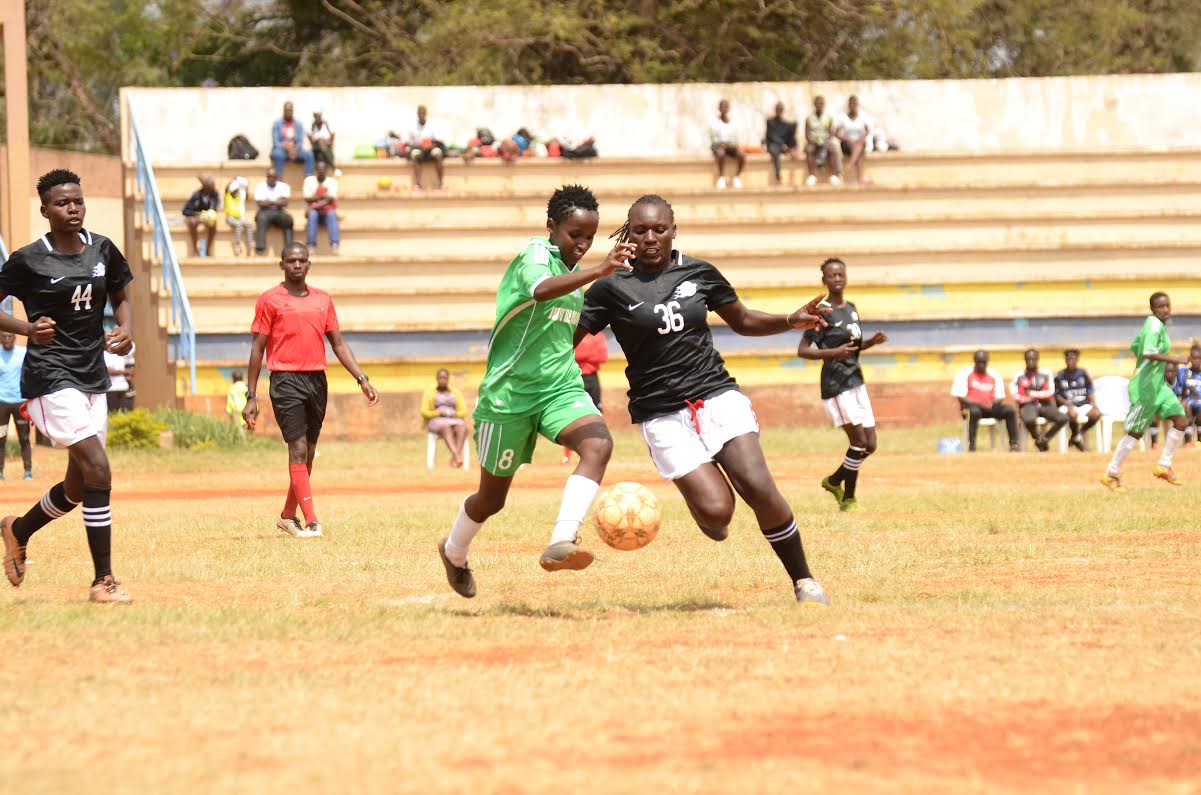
[444, 597, 734, 619]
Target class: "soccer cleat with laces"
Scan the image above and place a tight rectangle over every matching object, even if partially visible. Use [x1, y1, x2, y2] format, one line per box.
[276, 516, 305, 537]
[820, 477, 844, 506]
[539, 538, 594, 572]
[438, 538, 476, 598]
[2, 515, 25, 587]
[89, 576, 132, 604]
[1100, 474, 1126, 492]
[794, 578, 830, 606]
[1153, 465, 1183, 486]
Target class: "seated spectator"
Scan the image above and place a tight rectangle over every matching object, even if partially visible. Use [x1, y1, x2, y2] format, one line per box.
[804, 95, 842, 186]
[835, 95, 871, 185]
[709, 99, 746, 189]
[497, 127, 535, 163]
[253, 168, 294, 255]
[223, 176, 253, 257]
[1055, 349, 1101, 451]
[421, 368, 468, 468]
[1175, 343, 1201, 439]
[308, 109, 335, 169]
[104, 342, 134, 413]
[182, 174, 219, 257]
[951, 350, 1018, 452]
[303, 161, 340, 254]
[763, 102, 798, 186]
[406, 105, 446, 190]
[1013, 349, 1068, 452]
[270, 101, 315, 177]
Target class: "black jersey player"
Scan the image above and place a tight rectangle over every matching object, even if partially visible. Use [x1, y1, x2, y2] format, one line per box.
[797, 258, 887, 511]
[0, 169, 134, 604]
[578, 194, 832, 605]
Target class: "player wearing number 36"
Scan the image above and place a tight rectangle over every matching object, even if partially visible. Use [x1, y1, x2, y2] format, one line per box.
[577, 194, 832, 605]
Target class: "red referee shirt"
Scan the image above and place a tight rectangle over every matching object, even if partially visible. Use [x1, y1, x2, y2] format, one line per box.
[250, 284, 339, 371]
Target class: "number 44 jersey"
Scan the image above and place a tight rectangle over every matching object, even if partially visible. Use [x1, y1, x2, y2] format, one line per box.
[0, 230, 133, 398]
[580, 251, 740, 423]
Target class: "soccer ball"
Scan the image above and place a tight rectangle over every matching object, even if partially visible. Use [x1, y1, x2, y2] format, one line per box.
[593, 482, 661, 551]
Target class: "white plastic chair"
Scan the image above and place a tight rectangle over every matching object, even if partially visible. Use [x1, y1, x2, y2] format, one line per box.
[961, 411, 998, 451]
[427, 431, 470, 470]
[1092, 375, 1145, 453]
[1015, 413, 1069, 452]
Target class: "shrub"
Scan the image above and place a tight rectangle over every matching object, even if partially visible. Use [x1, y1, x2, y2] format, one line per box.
[152, 408, 250, 449]
[108, 409, 168, 449]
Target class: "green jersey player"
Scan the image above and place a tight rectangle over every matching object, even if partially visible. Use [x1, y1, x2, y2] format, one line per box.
[1102, 291, 1190, 491]
[437, 185, 634, 598]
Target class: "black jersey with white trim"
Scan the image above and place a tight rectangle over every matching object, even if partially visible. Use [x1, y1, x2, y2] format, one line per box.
[580, 252, 739, 423]
[802, 300, 865, 399]
[0, 229, 133, 398]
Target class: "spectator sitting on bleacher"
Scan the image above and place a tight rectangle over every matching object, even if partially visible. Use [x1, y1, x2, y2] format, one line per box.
[271, 101, 315, 177]
[308, 109, 335, 169]
[835, 95, 871, 185]
[1055, 348, 1101, 451]
[1174, 343, 1201, 440]
[763, 102, 798, 186]
[303, 161, 340, 254]
[1013, 349, 1068, 452]
[224, 176, 253, 257]
[407, 105, 446, 190]
[805, 96, 842, 187]
[709, 99, 746, 190]
[951, 350, 1018, 452]
[253, 167, 294, 255]
[181, 173, 220, 257]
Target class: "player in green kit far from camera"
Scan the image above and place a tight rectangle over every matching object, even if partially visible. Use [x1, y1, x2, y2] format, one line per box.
[1102, 291, 1191, 491]
[437, 185, 635, 598]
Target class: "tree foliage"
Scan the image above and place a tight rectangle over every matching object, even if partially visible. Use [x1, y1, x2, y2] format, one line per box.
[11, 0, 1201, 152]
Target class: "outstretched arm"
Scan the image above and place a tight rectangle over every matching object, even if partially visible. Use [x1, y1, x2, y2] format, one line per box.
[532, 243, 635, 302]
[327, 329, 379, 405]
[716, 293, 830, 337]
[858, 330, 887, 352]
[1143, 352, 1190, 366]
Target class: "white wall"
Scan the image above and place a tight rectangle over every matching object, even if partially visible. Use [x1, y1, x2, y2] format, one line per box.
[123, 73, 1201, 163]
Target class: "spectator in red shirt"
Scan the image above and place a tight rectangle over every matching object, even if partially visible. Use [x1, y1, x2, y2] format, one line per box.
[1012, 348, 1068, 452]
[950, 350, 1018, 451]
[562, 331, 609, 464]
[243, 242, 379, 539]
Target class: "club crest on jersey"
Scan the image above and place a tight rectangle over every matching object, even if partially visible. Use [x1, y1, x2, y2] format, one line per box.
[92, 262, 106, 278]
[671, 281, 698, 300]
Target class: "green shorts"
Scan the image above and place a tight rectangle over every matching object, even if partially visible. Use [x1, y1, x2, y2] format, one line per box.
[473, 386, 601, 476]
[1125, 384, 1185, 434]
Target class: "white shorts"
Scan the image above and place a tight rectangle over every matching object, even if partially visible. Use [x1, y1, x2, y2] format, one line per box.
[1059, 403, 1094, 416]
[24, 389, 108, 448]
[823, 384, 876, 429]
[638, 389, 759, 480]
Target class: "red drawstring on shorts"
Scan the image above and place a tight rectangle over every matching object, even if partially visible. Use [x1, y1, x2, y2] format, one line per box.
[684, 398, 705, 434]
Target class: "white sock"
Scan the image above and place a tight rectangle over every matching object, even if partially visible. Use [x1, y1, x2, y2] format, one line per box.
[1107, 435, 1138, 477]
[550, 474, 601, 544]
[444, 501, 483, 567]
[1159, 427, 1185, 467]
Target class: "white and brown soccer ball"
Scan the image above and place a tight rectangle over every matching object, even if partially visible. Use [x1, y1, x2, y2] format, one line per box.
[593, 482, 661, 551]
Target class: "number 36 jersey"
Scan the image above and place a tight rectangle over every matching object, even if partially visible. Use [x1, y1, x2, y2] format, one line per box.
[580, 251, 739, 423]
[0, 230, 133, 398]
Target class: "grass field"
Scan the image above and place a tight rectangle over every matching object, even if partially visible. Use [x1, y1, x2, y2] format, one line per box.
[2, 425, 1199, 794]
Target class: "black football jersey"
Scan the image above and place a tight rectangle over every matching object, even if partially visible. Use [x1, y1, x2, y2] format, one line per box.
[802, 301, 865, 399]
[1054, 368, 1093, 406]
[0, 230, 133, 398]
[580, 252, 739, 423]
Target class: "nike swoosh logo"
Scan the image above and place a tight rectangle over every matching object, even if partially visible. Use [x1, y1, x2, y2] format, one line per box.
[628, 302, 644, 310]
[50, 276, 66, 283]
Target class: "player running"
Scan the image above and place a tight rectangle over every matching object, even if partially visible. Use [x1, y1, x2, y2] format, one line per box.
[437, 185, 634, 599]
[1101, 291, 1190, 491]
[0, 169, 134, 603]
[797, 258, 886, 512]
[243, 242, 379, 537]
[578, 194, 832, 605]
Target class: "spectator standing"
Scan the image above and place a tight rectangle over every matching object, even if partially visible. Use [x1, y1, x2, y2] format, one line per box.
[406, 105, 446, 190]
[270, 101, 315, 177]
[0, 332, 32, 480]
[1013, 349, 1068, 452]
[421, 368, 469, 468]
[224, 176, 253, 257]
[835, 95, 871, 185]
[253, 168, 294, 255]
[103, 342, 134, 413]
[708, 99, 746, 189]
[763, 102, 798, 186]
[302, 161, 340, 254]
[226, 371, 250, 436]
[951, 350, 1018, 452]
[308, 110, 335, 169]
[1054, 349, 1101, 451]
[804, 96, 842, 187]
[182, 174, 220, 257]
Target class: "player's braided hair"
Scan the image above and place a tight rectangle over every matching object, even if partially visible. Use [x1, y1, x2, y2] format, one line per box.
[547, 184, 598, 224]
[36, 169, 82, 199]
[819, 257, 846, 274]
[611, 194, 674, 243]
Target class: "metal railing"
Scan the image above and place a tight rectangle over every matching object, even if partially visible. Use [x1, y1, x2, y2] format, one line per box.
[128, 104, 197, 393]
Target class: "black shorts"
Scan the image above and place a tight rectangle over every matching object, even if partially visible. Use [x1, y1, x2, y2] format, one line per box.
[581, 373, 602, 411]
[269, 371, 327, 444]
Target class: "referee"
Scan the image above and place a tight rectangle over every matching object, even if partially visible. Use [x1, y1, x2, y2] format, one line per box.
[244, 242, 378, 538]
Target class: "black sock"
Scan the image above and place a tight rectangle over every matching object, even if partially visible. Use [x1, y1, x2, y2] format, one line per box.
[841, 447, 868, 500]
[82, 485, 113, 582]
[13, 482, 79, 545]
[828, 465, 847, 487]
[761, 515, 812, 583]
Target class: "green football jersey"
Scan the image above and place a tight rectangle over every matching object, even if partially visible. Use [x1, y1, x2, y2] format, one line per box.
[1129, 314, 1170, 402]
[476, 237, 584, 418]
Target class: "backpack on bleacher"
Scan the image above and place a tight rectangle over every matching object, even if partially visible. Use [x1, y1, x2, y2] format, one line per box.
[227, 135, 259, 160]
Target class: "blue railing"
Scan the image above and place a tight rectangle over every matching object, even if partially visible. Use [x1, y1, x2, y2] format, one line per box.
[128, 104, 197, 393]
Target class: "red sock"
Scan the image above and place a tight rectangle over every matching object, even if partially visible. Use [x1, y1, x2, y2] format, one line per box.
[282, 485, 297, 519]
[288, 463, 317, 524]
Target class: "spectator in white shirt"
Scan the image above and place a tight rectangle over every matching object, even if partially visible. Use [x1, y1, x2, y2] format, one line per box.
[253, 167, 294, 255]
[406, 105, 446, 190]
[308, 109, 335, 169]
[105, 343, 135, 413]
[835, 95, 871, 185]
[708, 99, 746, 190]
[303, 161, 340, 254]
